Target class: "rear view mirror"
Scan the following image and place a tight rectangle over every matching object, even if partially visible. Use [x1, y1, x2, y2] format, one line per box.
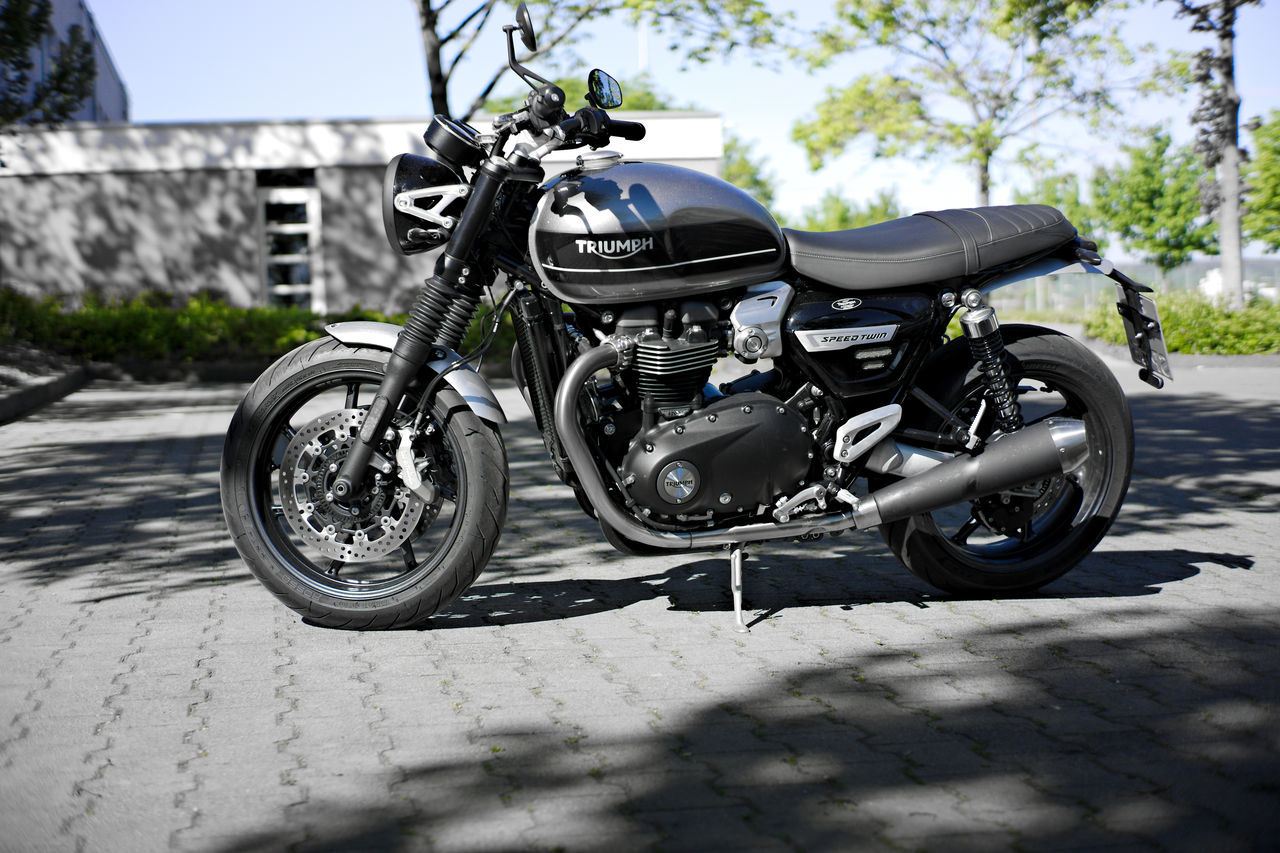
[516, 3, 537, 51]
[587, 69, 623, 109]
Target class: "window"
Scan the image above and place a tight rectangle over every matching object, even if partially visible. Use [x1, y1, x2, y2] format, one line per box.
[257, 169, 324, 312]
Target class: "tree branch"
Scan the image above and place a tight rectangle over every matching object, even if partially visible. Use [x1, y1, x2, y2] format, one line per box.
[440, 0, 497, 47]
[443, 1, 499, 79]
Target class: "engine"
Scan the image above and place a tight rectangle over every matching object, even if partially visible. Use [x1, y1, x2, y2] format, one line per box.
[620, 392, 812, 519]
[599, 301, 816, 522]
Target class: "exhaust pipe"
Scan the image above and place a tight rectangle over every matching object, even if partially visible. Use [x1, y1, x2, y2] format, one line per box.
[850, 418, 1089, 529]
[553, 341, 1089, 547]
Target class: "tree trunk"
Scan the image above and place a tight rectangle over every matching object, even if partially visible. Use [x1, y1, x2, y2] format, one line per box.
[976, 154, 992, 207]
[1217, 2, 1245, 309]
[417, 2, 453, 118]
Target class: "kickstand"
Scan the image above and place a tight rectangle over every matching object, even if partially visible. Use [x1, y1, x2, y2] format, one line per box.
[730, 543, 749, 634]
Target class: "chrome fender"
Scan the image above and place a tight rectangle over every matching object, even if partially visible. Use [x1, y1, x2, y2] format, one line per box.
[323, 321, 506, 425]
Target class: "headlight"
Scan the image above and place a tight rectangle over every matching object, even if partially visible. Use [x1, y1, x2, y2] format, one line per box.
[381, 153, 467, 256]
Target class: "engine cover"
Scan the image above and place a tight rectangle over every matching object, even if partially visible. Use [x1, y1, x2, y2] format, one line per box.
[621, 392, 812, 517]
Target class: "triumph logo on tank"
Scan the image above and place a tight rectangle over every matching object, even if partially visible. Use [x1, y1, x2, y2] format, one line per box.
[574, 236, 654, 259]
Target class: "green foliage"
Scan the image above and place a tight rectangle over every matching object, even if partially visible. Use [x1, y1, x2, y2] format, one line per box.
[1244, 110, 1280, 253]
[721, 131, 778, 209]
[792, 0, 1169, 204]
[483, 73, 680, 115]
[0, 288, 516, 366]
[1091, 129, 1215, 272]
[1084, 290, 1280, 354]
[797, 187, 903, 231]
[0, 0, 97, 129]
[424, 0, 788, 121]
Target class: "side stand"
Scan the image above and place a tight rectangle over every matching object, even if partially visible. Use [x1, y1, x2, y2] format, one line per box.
[730, 544, 749, 634]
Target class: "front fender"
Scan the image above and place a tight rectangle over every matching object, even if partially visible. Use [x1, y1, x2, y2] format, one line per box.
[323, 321, 507, 425]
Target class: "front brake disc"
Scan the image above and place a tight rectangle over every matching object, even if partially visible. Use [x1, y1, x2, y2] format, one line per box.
[278, 409, 425, 562]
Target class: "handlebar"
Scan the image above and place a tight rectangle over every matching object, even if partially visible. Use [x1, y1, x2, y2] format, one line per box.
[609, 119, 646, 141]
[555, 108, 645, 146]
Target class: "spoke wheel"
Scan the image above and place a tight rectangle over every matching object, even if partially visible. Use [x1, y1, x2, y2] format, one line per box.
[875, 326, 1134, 595]
[221, 339, 508, 629]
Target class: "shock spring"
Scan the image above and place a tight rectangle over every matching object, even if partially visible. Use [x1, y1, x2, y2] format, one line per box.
[960, 304, 1023, 433]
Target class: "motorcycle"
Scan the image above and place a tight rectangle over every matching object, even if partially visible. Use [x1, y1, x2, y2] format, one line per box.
[220, 3, 1173, 632]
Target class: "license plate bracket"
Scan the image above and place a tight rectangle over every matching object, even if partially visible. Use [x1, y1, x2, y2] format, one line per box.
[1110, 271, 1173, 388]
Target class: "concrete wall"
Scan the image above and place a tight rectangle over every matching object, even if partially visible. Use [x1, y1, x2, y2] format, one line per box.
[0, 169, 259, 305]
[0, 113, 725, 313]
[318, 165, 435, 314]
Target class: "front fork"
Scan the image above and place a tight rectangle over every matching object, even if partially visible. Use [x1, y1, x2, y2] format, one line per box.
[331, 162, 508, 501]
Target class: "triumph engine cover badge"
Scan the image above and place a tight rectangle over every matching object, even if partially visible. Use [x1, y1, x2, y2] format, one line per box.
[658, 460, 700, 504]
[278, 409, 426, 562]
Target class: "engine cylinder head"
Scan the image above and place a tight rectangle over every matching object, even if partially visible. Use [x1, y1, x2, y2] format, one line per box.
[628, 338, 719, 407]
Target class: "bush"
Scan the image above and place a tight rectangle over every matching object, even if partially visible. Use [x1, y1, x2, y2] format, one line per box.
[0, 288, 513, 365]
[1085, 291, 1280, 355]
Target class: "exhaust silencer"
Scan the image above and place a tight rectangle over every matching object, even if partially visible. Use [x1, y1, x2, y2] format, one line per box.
[852, 418, 1089, 529]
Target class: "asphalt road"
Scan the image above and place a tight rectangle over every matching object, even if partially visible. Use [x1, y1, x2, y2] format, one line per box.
[1, 342, 1277, 851]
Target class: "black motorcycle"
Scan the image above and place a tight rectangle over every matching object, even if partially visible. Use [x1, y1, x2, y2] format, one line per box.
[220, 4, 1173, 632]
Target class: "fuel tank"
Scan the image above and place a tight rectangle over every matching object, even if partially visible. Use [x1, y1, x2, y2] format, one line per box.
[529, 161, 786, 304]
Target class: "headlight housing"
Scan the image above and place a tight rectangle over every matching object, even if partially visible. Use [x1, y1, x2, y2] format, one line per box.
[381, 153, 466, 255]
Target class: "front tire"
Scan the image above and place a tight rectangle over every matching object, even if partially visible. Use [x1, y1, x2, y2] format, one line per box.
[878, 326, 1133, 596]
[220, 338, 508, 629]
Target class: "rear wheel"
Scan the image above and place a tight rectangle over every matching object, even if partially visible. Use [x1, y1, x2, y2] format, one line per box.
[877, 326, 1133, 595]
[220, 338, 507, 629]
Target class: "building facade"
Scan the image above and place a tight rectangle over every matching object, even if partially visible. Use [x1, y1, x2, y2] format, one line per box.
[3, 0, 129, 124]
[0, 113, 723, 314]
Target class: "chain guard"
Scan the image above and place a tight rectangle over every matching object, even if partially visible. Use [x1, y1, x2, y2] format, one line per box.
[278, 409, 426, 562]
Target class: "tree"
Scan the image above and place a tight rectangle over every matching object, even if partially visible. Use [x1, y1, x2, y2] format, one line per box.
[483, 72, 680, 114]
[0, 0, 97, 130]
[796, 187, 902, 232]
[722, 131, 778, 209]
[1163, 0, 1260, 308]
[414, 0, 785, 122]
[1244, 110, 1280, 253]
[792, 0, 1170, 207]
[1091, 129, 1215, 278]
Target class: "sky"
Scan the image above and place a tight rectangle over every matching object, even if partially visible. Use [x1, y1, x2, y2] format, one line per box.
[86, 0, 1280, 223]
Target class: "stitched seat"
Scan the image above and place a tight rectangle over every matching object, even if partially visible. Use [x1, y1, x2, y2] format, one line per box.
[783, 204, 1077, 291]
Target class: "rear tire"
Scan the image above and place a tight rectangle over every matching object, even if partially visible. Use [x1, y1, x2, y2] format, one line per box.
[877, 326, 1133, 595]
[220, 338, 507, 629]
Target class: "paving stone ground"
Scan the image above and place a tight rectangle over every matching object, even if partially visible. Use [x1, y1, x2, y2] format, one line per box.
[1, 345, 1277, 851]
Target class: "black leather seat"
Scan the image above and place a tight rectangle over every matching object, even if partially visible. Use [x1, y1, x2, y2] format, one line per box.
[783, 204, 1077, 291]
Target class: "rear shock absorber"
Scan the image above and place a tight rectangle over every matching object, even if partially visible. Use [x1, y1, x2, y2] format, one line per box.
[958, 290, 1023, 434]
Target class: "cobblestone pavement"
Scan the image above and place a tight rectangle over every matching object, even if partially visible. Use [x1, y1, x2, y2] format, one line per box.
[1, 348, 1277, 851]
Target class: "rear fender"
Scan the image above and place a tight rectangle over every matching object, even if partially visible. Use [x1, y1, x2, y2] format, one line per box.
[324, 321, 506, 424]
[978, 257, 1114, 295]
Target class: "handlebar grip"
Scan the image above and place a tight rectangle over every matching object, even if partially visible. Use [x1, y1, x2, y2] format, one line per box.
[609, 119, 646, 141]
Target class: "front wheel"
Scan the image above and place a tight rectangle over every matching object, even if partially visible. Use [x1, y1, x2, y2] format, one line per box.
[220, 338, 508, 629]
[877, 326, 1133, 596]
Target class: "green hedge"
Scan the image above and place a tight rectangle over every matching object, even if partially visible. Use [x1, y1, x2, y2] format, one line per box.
[0, 288, 514, 364]
[1085, 291, 1280, 355]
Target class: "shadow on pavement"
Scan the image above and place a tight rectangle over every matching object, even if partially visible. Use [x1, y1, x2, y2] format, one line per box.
[210, 615, 1280, 851]
[1, 385, 1269, 611]
[1128, 393, 1280, 509]
[429, 546, 1252, 630]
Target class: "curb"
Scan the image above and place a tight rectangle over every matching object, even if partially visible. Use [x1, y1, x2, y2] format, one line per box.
[0, 366, 91, 426]
[0, 357, 516, 425]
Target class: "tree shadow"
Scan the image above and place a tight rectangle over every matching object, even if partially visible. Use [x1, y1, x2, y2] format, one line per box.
[209, 613, 1280, 851]
[1, 382, 1267, 613]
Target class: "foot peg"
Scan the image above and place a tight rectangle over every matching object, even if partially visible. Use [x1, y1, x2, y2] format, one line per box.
[730, 543, 749, 633]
